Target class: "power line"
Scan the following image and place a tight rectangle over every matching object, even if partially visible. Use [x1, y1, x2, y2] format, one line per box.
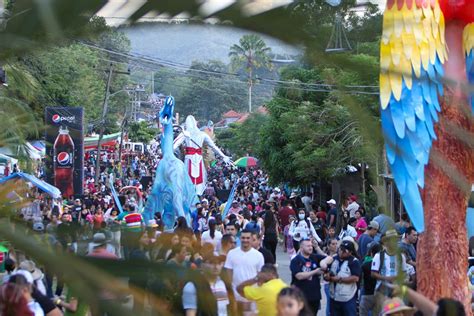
[78, 41, 380, 95]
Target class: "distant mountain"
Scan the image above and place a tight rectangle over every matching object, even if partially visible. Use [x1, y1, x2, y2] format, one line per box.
[123, 23, 301, 66]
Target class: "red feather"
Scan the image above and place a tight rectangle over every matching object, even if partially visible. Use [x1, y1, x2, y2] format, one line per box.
[439, 0, 474, 24]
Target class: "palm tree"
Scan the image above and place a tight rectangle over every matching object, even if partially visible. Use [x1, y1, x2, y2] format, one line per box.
[229, 34, 272, 112]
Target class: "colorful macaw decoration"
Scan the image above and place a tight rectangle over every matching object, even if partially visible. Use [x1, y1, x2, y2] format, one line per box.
[380, 0, 474, 310]
[144, 96, 198, 229]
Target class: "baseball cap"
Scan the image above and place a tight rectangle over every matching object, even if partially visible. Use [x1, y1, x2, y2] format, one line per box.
[10, 270, 34, 284]
[32, 221, 44, 232]
[368, 220, 380, 231]
[326, 199, 336, 205]
[382, 229, 399, 241]
[91, 233, 107, 248]
[340, 240, 356, 253]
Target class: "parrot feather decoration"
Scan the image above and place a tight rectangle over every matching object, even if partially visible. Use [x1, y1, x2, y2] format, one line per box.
[380, 0, 474, 312]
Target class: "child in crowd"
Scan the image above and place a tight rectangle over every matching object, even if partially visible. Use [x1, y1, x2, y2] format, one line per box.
[284, 215, 296, 257]
[277, 287, 312, 316]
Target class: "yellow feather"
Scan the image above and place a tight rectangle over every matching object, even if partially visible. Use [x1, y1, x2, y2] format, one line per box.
[429, 37, 437, 64]
[413, 6, 423, 23]
[380, 42, 391, 71]
[382, 9, 394, 45]
[413, 19, 423, 44]
[411, 43, 421, 78]
[393, 8, 404, 38]
[400, 55, 413, 89]
[380, 72, 391, 110]
[389, 63, 403, 101]
[463, 23, 474, 54]
[402, 7, 414, 33]
[402, 32, 415, 60]
[422, 15, 432, 43]
[390, 37, 402, 66]
[436, 37, 445, 64]
[420, 40, 430, 70]
[422, 5, 432, 20]
[433, 2, 441, 24]
[439, 13, 445, 44]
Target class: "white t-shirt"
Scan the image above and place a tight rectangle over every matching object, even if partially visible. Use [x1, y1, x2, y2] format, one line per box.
[224, 247, 264, 302]
[338, 225, 358, 239]
[201, 230, 223, 254]
[346, 201, 360, 218]
[183, 279, 229, 316]
[28, 300, 45, 316]
[371, 251, 408, 289]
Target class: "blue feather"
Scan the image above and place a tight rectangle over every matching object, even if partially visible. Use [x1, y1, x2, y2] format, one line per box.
[381, 48, 445, 233]
[391, 157, 407, 195]
[423, 102, 437, 139]
[390, 97, 406, 138]
[430, 82, 441, 113]
[466, 50, 474, 112]
[412, 81, 425, 121]
[381, 107, 397, 164]
[421, 71, 432, 104]
[402, 179, 425, 232]
[406, 129, 427, 164]
[402, 84, 417, 131]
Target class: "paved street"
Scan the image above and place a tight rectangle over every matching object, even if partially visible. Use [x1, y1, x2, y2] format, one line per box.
[276, 246, 327, 316]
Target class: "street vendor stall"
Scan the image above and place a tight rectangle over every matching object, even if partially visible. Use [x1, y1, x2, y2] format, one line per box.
[0, 172, 61, 199]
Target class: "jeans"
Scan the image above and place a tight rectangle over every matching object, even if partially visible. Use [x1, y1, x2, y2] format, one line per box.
[330, 295, 357, 316]
[359, 294, 375, 316]
[324, 283, 331, 316]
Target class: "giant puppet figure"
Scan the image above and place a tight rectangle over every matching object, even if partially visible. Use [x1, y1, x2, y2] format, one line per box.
[183, 115, 231, 196]
[380, 0, 474, 311]
[143, 97, 198, 229]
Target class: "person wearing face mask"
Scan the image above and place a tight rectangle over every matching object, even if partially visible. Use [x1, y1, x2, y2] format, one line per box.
[288, 209, 322, 251]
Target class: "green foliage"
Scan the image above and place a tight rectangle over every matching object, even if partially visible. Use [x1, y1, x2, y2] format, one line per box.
[177, 60, 247, 122]
[9, 17, 131, 134]
[128, 121, 158, 143]
[216, 112, 269, 157]
[229, 34, 272, 73]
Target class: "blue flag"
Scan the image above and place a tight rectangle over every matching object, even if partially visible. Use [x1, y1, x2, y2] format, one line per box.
[223, 179, 239, 217]
[109, 178, 123, 213]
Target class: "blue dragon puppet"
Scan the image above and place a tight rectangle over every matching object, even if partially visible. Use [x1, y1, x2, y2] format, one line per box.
[143, 96, 198, 229]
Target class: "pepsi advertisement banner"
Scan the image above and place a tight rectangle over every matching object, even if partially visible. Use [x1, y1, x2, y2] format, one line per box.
[45, 107, 84, 198]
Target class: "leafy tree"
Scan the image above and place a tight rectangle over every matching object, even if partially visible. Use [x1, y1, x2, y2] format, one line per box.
[127, 121, 158, 143]
[12, 35, 131, 133]
[215, 112, 268, 157]
[177, 60, 247, 122]
[229, 34, 272, 112]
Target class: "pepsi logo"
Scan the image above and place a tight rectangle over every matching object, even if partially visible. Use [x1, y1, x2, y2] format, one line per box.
[52, 114, 75, 124]
[52, 114, 60, 123]
[57, 152, 71, 165]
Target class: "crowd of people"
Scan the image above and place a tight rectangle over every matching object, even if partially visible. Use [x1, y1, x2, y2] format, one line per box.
[0, 146, 473, 316]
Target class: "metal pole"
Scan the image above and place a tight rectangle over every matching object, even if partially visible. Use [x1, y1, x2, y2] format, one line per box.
[95, 64, 113, 183]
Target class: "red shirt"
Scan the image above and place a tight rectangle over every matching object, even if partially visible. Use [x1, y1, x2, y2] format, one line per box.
[316, 211, 327, 222]
[278, 206, 295, 227]
[87, 248, 118, 259]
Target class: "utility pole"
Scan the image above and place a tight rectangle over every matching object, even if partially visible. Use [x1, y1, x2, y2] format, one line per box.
[95, 63, 113, 183]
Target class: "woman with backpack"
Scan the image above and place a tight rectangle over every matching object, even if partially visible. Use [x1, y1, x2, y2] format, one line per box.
[289, 209, 322, 251]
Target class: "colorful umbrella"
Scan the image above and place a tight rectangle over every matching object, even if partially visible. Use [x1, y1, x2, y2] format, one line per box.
[234, 156, 258, 168]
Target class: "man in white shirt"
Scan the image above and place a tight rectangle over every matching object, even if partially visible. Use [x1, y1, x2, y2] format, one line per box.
[345, 195, 360, 218]
[371, 229, 408, 316]
[224, 229, 264, 314]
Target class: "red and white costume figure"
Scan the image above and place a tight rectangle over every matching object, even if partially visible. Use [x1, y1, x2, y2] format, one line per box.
[184, 115, 230, 196]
